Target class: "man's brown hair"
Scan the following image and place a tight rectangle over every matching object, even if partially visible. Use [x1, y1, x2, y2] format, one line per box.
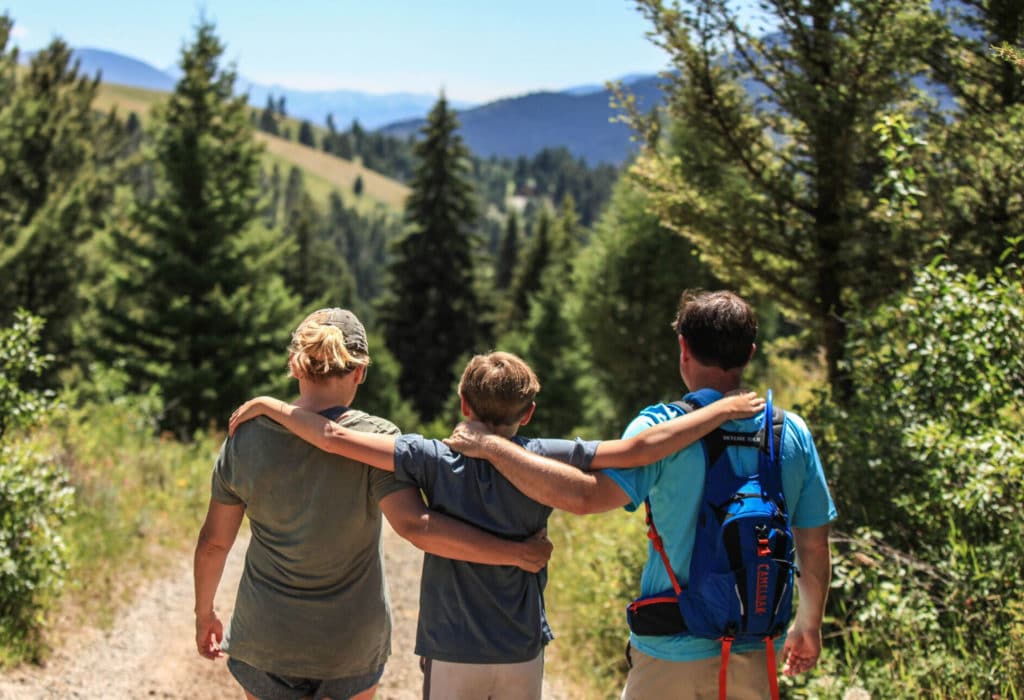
[672, 290, 758, 371]
[458, 351, 541, 426]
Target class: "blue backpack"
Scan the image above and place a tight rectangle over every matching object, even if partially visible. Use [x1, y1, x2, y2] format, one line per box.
[626, 390, 795, 700]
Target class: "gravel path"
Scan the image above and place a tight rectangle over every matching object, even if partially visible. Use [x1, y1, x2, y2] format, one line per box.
[0, 523, 573, 699]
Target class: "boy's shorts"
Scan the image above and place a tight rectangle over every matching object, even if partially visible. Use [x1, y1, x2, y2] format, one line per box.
[420, 650, 544, 700]
[227, 656, 384, 700]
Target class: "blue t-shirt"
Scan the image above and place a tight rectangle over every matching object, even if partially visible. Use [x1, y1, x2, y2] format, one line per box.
[393, 434, 599, 664]
[603, 388, 838, 662]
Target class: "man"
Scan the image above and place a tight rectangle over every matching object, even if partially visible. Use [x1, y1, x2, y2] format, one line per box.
[227, 350, 762, 699]
[446, 290, 836, 699]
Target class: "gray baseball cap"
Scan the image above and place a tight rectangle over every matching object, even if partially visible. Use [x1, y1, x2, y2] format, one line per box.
[316, 308, 369, 355]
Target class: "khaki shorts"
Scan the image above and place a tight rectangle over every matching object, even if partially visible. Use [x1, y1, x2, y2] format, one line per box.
[621, 645, 770, 700]
[421, 650, 544, 700]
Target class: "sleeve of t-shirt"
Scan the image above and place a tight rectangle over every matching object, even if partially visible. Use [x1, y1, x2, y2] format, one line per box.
[365, 421, 411, 504]
[526, 437, 600, 471]
[785, 414, 838, 529]
[210, 438, 243, 506]
[599, 412, 665, 513]
[391, 433, 433, 491]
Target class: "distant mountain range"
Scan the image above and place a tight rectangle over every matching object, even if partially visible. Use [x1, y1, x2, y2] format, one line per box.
[380, 76, 665, 165]
[25, 48, 474, 130]
[26, 47, 660, 165]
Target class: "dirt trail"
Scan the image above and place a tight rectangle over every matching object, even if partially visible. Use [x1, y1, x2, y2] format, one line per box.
[0, 523, 573, 699]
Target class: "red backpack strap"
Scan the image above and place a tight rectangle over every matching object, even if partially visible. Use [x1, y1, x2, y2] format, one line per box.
[765, 637, 780, 700]
[643, 498, 682, 595]
[718, 637, 733, 700]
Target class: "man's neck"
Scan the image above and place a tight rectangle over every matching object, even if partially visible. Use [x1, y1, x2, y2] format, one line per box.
[686, 369, 744, 396]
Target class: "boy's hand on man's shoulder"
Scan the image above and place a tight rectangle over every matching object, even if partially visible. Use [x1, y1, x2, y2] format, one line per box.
[721, 390, 765, 419]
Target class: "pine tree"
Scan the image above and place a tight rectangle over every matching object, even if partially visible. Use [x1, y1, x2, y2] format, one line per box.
[259, 94, 278, 135]
[0, 17, 116, 370]
[628, 0, 940, 399]
[353, 174, 364, 197]
[925, 2, 1024, 268]
[279, 169, 356, 307]
[100, 20, 301, 436]
[572, 177, 720, 432]
[502, 206, 553, 334]
[379, 94, 487, 421]
[495, 210, 520, 290]
[506, 199, 585, 437]
[298, 119, 315, 147]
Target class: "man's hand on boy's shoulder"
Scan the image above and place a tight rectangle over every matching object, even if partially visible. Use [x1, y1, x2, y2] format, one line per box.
[445, 420, 498, 458]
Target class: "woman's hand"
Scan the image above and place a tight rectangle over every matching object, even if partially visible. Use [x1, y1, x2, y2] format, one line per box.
[228, 396, 280, 436]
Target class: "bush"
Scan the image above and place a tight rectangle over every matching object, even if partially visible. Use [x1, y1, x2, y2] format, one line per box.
[0, 444, 73, 662]
[803, 248, 1024, 697]
[0, 312, 71, 663]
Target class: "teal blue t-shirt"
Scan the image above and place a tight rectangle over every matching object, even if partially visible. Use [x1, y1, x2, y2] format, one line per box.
[602, 388, 838, 662]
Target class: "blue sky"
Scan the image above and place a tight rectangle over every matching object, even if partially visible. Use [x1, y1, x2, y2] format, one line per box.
[4, 1, 679, 101]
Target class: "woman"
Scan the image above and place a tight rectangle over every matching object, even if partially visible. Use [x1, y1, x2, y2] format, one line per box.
[193, 308, 550, 700]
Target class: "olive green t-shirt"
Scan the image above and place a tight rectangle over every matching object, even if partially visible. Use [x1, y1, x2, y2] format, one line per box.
[211, 407, 407, 679]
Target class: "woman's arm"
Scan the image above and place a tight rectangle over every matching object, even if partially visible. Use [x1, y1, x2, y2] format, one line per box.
[379, 488, 553, 572]
[229, 397, 398, 471]
[193, 499, 244, 659]
[591, 391, 764, 468]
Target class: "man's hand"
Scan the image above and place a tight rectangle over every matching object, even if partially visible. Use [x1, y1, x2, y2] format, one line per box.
[228, 396, 279, 436]
[444, 420, 497, 458]
[516, 528, 553, 573]
[195, 610, 225, 660]
[781, 621, 821, 676]
[721, 391, 765, 420]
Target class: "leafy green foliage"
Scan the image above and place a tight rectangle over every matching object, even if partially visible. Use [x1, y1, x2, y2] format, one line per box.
[805, 248, 1024, 696]
[626, 0, 940, 399]
[98, 20, 301, 436]
[0, 312, 54, 440]
[380, 94, 489, 421]
[0, 313, 72, 663]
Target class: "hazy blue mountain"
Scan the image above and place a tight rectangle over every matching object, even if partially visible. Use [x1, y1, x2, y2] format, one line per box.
[562, 72, 658, 96]
[238, 80, 474, 129]
[22, 47, 468, 129]
[30, 47, 178, 91]
[380, 75, 666, 165]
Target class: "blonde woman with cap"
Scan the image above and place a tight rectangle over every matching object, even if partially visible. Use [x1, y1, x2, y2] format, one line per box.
[193, 308, 551, 700]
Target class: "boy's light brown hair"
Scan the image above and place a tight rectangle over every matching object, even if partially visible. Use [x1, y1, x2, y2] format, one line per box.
[458, 351, 541, 426]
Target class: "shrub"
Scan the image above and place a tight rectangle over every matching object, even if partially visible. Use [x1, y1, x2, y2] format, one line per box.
[803, 247, 1024, 697]
[0, 312, 71, 663]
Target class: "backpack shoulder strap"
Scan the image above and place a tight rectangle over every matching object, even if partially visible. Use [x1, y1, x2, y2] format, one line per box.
[669, 398, 728, 465]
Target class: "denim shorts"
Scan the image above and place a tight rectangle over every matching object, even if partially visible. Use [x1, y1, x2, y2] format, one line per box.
[227, 657, 385, 700]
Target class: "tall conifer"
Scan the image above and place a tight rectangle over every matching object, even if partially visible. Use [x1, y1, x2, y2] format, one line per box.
[495, 210, 520, 291]
[100, 20, 300, 436]
[0, 17, 115, 369]
[379, 94, 486, 420]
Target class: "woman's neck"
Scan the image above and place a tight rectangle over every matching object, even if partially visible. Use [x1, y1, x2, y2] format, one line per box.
[294, 377, 357, 413]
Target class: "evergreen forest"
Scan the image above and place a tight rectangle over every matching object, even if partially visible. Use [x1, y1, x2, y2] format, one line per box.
[1, 3, 1023, 697]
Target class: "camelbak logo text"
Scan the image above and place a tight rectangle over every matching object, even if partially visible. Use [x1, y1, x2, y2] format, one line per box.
[755, 563, 770, 615]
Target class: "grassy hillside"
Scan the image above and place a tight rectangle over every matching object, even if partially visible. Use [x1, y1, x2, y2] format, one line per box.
[93, 81, 410, 212]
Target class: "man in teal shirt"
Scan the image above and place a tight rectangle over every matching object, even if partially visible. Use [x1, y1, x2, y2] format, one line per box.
[447, 290, 836, 699]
